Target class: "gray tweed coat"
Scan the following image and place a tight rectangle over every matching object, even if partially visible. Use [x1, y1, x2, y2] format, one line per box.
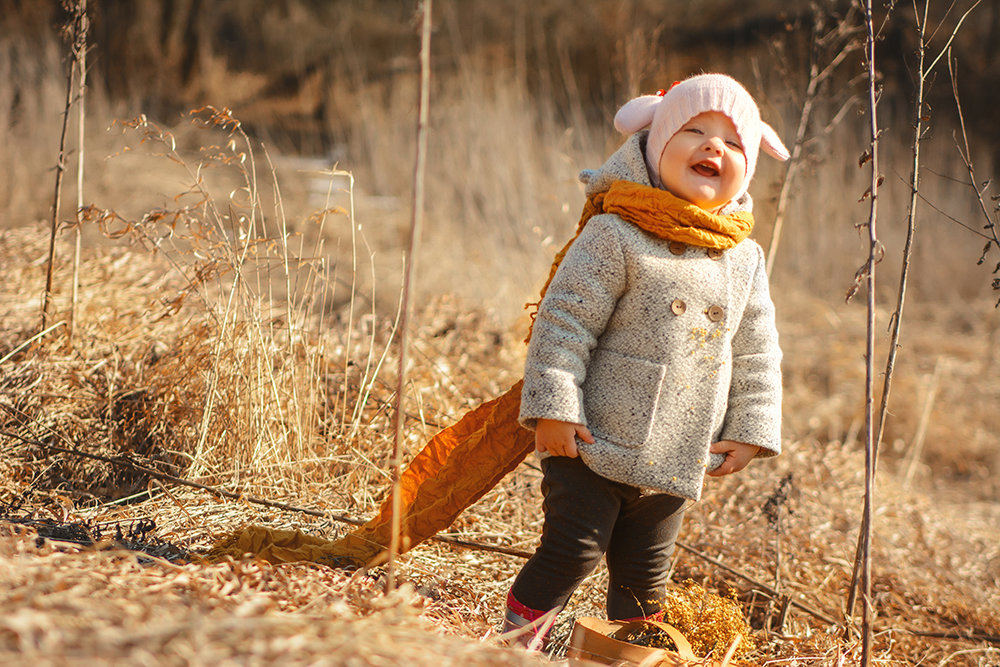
[519, 131, 782, 500]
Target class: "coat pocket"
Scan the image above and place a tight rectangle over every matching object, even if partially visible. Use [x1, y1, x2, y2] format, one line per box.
[582, 348, 665, 448]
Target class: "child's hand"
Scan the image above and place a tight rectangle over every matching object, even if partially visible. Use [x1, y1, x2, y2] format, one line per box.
[535, 419, 594, 458]
[706, 440, 761, 477]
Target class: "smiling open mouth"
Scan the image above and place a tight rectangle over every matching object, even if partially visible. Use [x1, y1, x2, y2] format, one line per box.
[692, 162, 720, 177]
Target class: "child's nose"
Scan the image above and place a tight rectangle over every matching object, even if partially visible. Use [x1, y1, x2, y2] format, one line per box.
[703, 137, 725, 153]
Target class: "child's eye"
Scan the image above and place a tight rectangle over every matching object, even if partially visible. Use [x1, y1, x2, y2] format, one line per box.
[685, 127, 704, 135]
[726, 140, 744, 151]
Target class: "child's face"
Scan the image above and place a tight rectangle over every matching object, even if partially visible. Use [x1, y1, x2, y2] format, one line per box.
[657, 111, 747, 212]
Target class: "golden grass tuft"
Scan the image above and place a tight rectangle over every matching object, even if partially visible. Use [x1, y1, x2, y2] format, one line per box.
[660, 580, 757, 659]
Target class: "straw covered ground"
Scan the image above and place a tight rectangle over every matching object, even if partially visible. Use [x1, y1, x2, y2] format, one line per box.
[2, 102, 1000, 665]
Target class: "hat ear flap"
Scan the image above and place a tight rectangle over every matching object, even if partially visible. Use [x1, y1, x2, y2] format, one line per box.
[613, 95, 661, 135]
[760, 121, 790, 161]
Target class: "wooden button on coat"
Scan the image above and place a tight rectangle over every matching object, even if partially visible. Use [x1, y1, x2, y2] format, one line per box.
[671, 298, 687, 315]
[707, 247, 724, 260]
[668, 241, 687, 255]
[706, 305, 724, 322]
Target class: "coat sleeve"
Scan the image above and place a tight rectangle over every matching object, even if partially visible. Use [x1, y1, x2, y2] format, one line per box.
[719, 243, 783, 455]
[519, 216, 627, 429]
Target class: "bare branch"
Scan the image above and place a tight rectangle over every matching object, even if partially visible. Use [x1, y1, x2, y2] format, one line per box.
[41, 6, 84, 332]
[949, 55, 999, 247]
[69, 0, 89, 347]
[387, 0, 434, 593]
[916, 190, 992, 239]
[924, 0, 983, 76]
[849, 3, 884, 663]
[923, 0, 961, 43]
[767, 4, 862, 277]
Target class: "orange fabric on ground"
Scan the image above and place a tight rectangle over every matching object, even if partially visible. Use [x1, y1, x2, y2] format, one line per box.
[206, 381, 534, 568]
[322, 380, 534, 567]
[205, 525, 353, 566]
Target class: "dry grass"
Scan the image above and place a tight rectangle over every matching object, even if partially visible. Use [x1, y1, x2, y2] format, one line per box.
[3, 189, 1000, 665]
[2, 5, 999, 664]
[0, 526, 545, 666]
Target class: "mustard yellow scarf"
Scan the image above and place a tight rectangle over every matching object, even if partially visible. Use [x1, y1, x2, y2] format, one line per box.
[528, 180, 754, 338]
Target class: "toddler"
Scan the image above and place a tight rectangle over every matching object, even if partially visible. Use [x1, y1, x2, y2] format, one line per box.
[504, 73, 788, 645]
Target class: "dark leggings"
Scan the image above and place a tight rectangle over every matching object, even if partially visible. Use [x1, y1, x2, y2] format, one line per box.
[510, 456, 686, 620]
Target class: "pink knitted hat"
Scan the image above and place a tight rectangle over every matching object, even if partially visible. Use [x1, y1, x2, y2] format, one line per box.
[614, 73, 789, 200]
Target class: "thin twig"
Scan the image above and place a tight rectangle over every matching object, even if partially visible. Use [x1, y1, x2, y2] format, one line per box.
[527, 608, 559, 653]
[70, 0, 88, 346]
[41, 15, 79, 331]
[719, 634, 742, 667]
[915, 190, 991, 238]
[387, 0, 433, 593]
[848, 0, 930, 625]
[856, 3, 882, 664]
[923, 0, 983, 76]
[766, 37, 816, 279]
[909, 630, 1000, 646]
[673, 542, 839, 627]
[848, 0, 986, 622]
[0, 321, 66, 367]
[0, 427, 539, 561]
[767, 6, 861, 278]
[0, 429, 363, 528]
[948, 50, 999, 250]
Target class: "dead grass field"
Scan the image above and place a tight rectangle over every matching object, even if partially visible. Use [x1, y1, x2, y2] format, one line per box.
[2, 3, 1000, 665]
[2, 203, 1000, 665]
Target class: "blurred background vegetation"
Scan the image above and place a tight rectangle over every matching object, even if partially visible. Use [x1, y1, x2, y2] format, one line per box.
[1, 0, 998, 315]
